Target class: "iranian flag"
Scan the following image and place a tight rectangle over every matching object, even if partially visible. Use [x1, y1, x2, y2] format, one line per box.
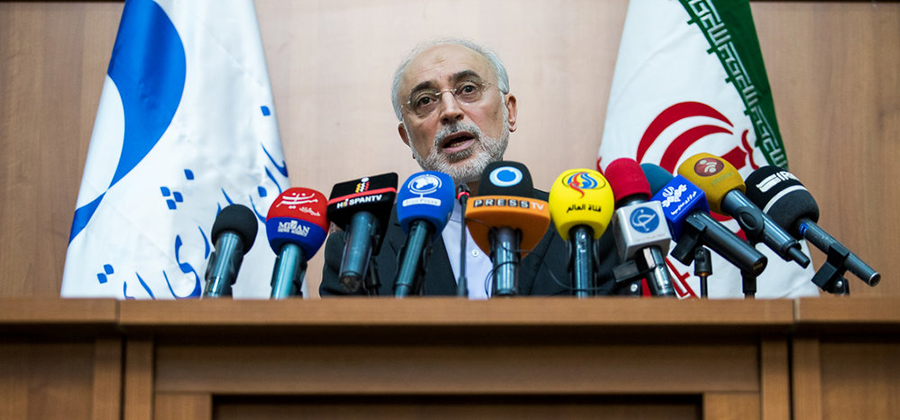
[598, 0, 819, 298]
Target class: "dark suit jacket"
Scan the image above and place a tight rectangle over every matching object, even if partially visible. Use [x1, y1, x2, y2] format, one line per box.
[320, 190, 619, 296]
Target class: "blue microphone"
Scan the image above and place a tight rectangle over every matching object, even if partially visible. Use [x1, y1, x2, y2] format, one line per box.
[642, 163, 767, 276]
[393, 171, 455, 297]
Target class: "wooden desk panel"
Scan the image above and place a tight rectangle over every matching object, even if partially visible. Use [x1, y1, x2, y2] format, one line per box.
[0, 298, 121, 420]
[115, 298, 794, 420]
[793, 298, 900, 420]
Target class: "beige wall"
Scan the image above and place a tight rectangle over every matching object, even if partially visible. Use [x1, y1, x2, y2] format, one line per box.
[1, 1, 898, 298]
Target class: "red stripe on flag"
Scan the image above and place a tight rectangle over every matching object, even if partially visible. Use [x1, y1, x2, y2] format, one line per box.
[636, 101, 733, 163]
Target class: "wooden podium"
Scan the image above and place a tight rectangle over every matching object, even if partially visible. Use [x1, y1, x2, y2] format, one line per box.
[1, 297, 897, 420]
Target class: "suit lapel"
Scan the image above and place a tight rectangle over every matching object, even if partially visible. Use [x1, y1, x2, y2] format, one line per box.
[388, 217, 458, 296]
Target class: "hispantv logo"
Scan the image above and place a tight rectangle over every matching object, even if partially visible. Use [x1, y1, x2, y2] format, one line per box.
[355, 177, 370, 193]
[335, 194, 383, 209]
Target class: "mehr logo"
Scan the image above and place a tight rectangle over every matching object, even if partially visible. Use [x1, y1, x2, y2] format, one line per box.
[629, 207, 660, 233]
[355, 177, 370, 193]
[408, 173, 442, 195]
[276, 191, 319, 208]
[489, 166, 523, 187]
[694, 157, 724, 177]
[563, 171, 604, 198]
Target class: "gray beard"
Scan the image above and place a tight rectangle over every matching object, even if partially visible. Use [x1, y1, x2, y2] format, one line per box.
[410, 120, 509, 185]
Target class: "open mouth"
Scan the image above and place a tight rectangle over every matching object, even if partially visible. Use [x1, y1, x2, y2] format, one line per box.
[440, 132, 477, 154]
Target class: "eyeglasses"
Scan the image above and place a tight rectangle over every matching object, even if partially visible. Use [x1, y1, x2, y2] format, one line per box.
[402, 80, 495, 118]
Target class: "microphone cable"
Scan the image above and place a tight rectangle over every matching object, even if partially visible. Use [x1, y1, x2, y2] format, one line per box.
[456, 184, 471, 297]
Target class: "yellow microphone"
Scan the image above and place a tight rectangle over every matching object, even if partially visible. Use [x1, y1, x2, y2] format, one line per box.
[677, 153, 744, 215]
[548, 169, 615, 297]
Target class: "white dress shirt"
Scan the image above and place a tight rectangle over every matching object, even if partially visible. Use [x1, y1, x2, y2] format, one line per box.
[441, 199, 494, 299]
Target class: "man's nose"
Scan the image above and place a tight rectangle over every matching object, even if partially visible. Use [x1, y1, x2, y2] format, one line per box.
[438, 91, 464, 124]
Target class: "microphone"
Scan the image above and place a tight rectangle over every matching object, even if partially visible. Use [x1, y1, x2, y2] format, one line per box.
[605, 158, 675, 297]
[678, 153, 811, 268]
[327, 173, 398, 294]
[466, 161, 550, 297]
[393, 171, 455, 297]
[265, 188, 329, 299]
[548, 169, 615, 297]
[202, 204, 259, 297]
[744, 166, 880, 288]
[641, 163, 767, 276]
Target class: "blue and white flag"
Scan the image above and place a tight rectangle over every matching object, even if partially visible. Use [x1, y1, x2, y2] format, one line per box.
[62, 0, 289, 299]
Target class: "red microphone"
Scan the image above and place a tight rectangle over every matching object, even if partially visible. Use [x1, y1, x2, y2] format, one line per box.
[265, 188, 329, 298]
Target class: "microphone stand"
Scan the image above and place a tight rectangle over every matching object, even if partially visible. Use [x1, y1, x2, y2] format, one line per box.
[694, 247, 712, 298]
[456, 184, 470, 297]
[811, 241, 851, 295]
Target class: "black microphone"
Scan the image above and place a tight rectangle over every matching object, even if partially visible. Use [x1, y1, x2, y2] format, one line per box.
[745, 166, 880, 288]
[202, 204, 258, 297]
[393, 171, 455, 297]
[327, 173, 398, 294]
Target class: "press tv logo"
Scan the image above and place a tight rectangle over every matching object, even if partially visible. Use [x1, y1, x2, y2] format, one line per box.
[489, 166, 523, 187]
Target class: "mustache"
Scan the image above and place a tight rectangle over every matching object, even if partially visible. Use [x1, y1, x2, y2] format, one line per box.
[433, 121, 482, 148]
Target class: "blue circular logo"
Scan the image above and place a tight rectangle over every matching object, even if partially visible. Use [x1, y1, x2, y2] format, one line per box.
[408, 173, 442, 195]
[489, 166, 523, 187]
[629, 207, 659, 233]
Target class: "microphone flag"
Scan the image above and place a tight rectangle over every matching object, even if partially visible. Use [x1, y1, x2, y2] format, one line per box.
[597, 0, 817, 298]
[61, 0, 289, 299]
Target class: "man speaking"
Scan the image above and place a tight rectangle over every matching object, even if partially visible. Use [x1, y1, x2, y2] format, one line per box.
[320, 38, 618, 297]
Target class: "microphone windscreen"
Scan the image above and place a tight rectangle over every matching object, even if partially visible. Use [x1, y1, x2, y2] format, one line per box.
[678, 153, 744, 215]
[327, 173, 398, 229]
[212, 204, 258, 254]
[477, 161, 534, 197]
[745, 166, 820, 233]
[266, 188, 329, 257]
[641, 163, 675, 196]
[605, 158, 651, 206]
[396, 171, 455, 235]
[548, 169, 615, 240]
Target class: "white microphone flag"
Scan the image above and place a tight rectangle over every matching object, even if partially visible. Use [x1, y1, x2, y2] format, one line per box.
[62, 0, 288, 299]
[598, 0, 818, 298]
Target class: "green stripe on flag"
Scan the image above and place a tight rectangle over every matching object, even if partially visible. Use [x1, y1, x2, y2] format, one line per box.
[679, 0, 788, 169]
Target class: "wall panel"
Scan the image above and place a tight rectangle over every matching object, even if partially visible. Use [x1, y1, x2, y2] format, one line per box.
[0, 1, 897, 298]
